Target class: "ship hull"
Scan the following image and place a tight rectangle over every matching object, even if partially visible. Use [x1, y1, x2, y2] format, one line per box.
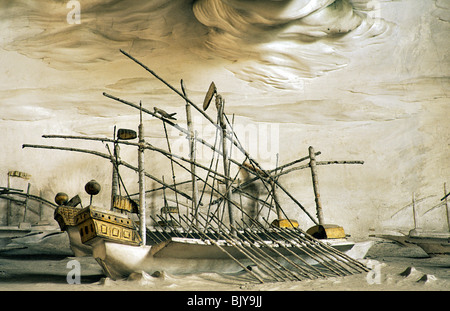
[91, 237, 372, 280]
[55, 205, 372, 279]
[377, 230, 450, 255]
[66, 226, 92, 257]
[92, 239, 246, 279]
[409, 238, 450, 255]
[408, 230, 450, 255]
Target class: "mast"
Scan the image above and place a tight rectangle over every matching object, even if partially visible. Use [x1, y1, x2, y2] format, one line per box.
[412, 192, 417, 230]
[138, 101, 146, 245]
[181, 80, 200, 223]
[309, 146, 324, 225]
[216, 94, 235, 234]
[445, 183, 450, 232]
[111, 127, 120, 211]
[272, 153, 283, 220]
[23, 183, 31, 223]
[6, 173, 11, 226]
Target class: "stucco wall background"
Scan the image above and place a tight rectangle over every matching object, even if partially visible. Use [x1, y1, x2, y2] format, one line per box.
[0, 0, 448, 238]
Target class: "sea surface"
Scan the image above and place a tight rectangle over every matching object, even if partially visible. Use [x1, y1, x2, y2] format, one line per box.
[0, 241, 448, 291]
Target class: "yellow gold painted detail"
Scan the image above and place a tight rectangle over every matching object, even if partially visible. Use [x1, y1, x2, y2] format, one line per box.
[160, 206, 179, 214]
[8, 170, 31, 179]
[271, 219, 299, 228]
[113, 195, 138, 213]
[306, 225, 346, 239]
[75, 206, 141, 246]
[54, 205, 82, 231]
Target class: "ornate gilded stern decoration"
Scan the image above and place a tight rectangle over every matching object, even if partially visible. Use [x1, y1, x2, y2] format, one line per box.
[75, 206, 141, 246]
[53, 180, 142, 247]
[54, 192, 82, 231]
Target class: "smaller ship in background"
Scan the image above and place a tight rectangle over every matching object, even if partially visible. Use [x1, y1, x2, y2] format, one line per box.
[0, 170, 72, 256]
[374, 185, 450, 256]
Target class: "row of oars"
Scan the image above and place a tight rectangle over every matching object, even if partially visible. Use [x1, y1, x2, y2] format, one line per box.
[133, 127, 369, 284]
[146, 208, 368, 284]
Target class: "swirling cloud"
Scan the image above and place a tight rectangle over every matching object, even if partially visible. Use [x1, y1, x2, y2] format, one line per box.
[193, 0, 392, 89]
[2, 0, 391, 91]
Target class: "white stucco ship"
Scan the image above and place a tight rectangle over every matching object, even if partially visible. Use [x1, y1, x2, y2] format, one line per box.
[24, 50, 372, 283]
